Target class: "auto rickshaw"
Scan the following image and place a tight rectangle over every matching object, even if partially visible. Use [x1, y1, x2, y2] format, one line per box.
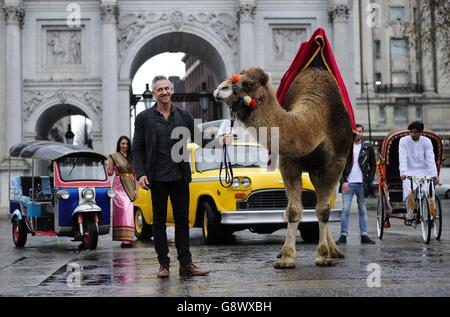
[376, 129, 443, 244]
[8, 141, 115, 249]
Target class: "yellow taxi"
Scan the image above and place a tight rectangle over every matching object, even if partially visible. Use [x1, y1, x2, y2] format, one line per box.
[133, 141, 341, 244]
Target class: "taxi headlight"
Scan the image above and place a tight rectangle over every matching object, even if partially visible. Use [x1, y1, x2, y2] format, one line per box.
[107, 188, 115, 198]
[82, 188, 95, 200]
[231, 177, 241, 188]
[57, 190, 70, 200]
[241, 177, 251, 188]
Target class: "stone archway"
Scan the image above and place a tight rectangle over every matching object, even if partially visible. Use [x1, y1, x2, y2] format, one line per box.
[34, 104, 86, 142]
[24, 93, 102, 149]
[118, 28, 238, 128]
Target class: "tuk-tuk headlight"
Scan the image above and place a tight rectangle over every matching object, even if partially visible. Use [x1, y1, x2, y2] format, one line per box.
[107, 188, 115, 198]
[57, 190, 70, 200]
[242, 177, 251, 188]
[231, 177, 241, 188]
[82, 188, 95, 200]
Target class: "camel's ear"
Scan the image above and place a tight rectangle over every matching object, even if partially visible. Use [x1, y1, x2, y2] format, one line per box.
[258, 71, 269, 86]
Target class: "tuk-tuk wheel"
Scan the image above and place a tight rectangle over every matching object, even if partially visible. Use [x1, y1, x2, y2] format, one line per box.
[82, 220, 98, 250]
[12, 217, 27, 247]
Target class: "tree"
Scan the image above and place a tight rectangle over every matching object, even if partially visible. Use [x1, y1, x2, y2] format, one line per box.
[406, 0, 450, 77]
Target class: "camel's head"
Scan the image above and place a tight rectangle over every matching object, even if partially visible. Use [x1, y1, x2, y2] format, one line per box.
[214, 67, 270, 122]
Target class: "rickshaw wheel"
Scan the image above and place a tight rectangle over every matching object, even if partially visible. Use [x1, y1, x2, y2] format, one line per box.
[433, 196, 442, 241]
[12, 217, 27, 247]
[376, 196, 385, 240]
[82, 220, 98, 250]
[420, 195, 431, 244]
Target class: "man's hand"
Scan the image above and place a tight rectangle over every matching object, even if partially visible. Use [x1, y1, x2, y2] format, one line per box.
[342, 182, 350, 193]
[138, 175, 150, 190]
[432, 176, 440, 185]
[219, 134, 233, 145]
[400, 175, 406, 180]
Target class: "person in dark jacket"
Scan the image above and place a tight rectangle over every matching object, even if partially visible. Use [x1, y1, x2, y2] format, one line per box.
[132, 75, 220, 278]
[336, 124, 376, 245]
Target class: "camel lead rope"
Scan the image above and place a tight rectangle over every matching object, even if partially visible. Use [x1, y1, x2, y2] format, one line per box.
[219, 113, 236, 188]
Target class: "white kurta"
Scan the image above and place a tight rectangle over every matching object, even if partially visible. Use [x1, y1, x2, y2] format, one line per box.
[399, 135, 437, 200]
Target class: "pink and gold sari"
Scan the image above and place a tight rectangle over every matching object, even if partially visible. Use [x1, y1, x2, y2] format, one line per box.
[110, 153, 136, 242]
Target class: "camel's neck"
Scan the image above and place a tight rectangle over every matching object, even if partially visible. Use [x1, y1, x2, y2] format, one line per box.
[250, 86, 285, 128]
[245, 87, 294, 154]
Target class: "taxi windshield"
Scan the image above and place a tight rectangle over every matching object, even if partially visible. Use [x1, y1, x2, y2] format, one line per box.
[57, 156, 107, 182]
[195, 145, 268, 172]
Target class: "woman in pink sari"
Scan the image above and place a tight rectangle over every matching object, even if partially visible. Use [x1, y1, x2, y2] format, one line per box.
[107, 136, 138, 248]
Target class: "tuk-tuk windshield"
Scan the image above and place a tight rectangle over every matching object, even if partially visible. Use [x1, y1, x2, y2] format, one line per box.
[58, 157, 107, 182]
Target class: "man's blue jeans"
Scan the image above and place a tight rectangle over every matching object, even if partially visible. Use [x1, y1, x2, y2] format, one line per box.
[340, 183, 369, 236]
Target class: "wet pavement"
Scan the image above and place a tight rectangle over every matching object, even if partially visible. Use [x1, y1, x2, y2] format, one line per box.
[1, 197, 450, 297]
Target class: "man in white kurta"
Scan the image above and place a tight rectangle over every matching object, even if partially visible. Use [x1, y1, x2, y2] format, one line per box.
[399, 121, 439, 223]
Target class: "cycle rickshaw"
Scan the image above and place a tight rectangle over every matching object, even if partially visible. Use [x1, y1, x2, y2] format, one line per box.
[376, 128, 443, 244]
[8, 141, 115, 249]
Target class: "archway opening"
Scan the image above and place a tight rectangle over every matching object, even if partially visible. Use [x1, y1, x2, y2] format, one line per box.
[35, 104, 93, 148]
[128, 32, 229, 132]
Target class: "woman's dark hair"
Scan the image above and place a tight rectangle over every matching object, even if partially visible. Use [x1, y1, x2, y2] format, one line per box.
[408, 121, 424, 132]
[116, 136, 132, 162]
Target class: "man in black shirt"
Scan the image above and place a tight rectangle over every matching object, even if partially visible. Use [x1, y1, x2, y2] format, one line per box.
[132, 75, 214, 278]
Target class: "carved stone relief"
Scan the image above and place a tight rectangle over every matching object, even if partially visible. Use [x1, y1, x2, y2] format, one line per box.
[23, 90, 102, 122]
[118, 11, 237, 56]
[46, 30, 82, 65]
[273, 28, 307, 62]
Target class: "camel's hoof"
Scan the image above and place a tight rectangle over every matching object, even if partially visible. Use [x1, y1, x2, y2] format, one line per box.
[273, 259, 296, 269]
[315, 257, 338, 267]
[276, 252, 282, 259]
[330, 251, 345, 259]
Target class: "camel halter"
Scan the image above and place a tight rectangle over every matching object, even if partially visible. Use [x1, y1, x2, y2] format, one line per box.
[230, 74, 259, 109]
[219, 111, 235, 188]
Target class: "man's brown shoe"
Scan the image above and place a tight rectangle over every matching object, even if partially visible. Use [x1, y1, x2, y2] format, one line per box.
[179, 263, 209, 277]
[157, 264, 170, 278]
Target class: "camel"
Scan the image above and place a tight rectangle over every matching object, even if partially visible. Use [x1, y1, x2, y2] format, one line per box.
[214, 66, 353, 268]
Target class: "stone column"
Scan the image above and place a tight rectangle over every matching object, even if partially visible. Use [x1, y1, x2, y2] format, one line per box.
[100, 2, 119, 154]
[360, 0, 374, 93]
[329, 1, 355, 104]
[0, 6, 6, 160]
[3, 1, 25, 151]
[238, 0, 256, 68]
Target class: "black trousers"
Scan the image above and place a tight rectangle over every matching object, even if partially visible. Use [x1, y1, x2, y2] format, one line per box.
[151, 180, 192, 266]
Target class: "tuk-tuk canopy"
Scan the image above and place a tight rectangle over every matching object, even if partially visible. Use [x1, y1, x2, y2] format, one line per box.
[9, 141, 107, 161]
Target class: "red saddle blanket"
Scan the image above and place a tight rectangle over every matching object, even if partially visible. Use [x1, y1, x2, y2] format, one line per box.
[276, 27, 356, 131]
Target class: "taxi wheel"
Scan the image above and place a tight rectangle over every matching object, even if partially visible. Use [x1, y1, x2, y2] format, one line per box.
[134, 208, 153, 240]
[82, 220, 98, 250]
[12, 217, 27, 247]
[299, 222, 319, 243]
[202, 201, 225, 245]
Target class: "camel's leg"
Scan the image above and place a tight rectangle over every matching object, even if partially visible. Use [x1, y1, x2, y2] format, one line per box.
[309, 159, 346, 266]
[274, 156, 302, 269]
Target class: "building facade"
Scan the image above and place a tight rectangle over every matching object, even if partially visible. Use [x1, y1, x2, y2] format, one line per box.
[353, 0, 450, 159]
[1, 0, 351, 209]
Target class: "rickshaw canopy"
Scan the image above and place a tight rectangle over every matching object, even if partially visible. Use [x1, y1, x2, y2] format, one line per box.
[9, 141, 107, 161]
